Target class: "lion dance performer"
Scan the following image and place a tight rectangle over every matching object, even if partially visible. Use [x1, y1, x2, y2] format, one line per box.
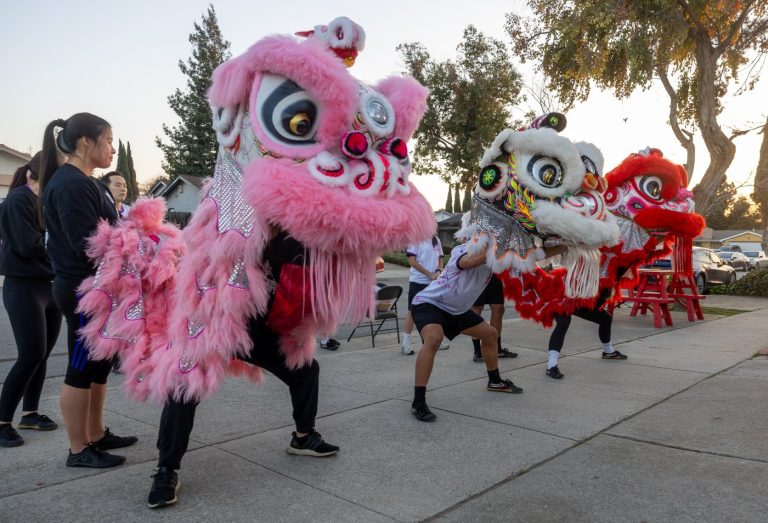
[77, 17, 435, 508]
[500, 147, 705, 378]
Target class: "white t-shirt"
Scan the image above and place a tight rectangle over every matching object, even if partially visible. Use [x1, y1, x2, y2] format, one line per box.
[118, 203, 131, 219]
[412, 244, 492, 315]
[406, 238, 443, 285]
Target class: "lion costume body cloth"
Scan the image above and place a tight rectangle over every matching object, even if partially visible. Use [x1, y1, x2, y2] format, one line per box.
[76, 17, 435, 403]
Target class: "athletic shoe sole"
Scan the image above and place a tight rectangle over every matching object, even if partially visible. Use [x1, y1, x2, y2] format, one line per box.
[401, 349, 415, 355]
[17, 423, 57, 431]
[0, 439, 24, 448]
[287, 446, 339, 457]
[147, 481, 180, 509]
[486, 385, 524, 394]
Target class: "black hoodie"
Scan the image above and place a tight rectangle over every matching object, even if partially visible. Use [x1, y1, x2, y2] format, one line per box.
[0, 185, 53, 279]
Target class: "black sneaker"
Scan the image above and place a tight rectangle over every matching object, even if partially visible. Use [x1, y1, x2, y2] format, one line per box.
[320, 339, 340, 351]
[602, 350, 628, 360]
[411, 402, 437, 422]
[0, 424, 24, 447]
[18, 413, 58, 431]
[546, 366, 564, 379]
[498, 348, 518, 358]
[147, 467, 180, 509]
[472, 354, 484, 363]
[287, 430, 339, 457]
[487, 378, 524, 393]
[93, 427, 138, 450]
[66, 445, 126, 468]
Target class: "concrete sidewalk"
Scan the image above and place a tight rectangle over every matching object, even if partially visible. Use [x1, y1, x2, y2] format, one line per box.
[1, 266, 767, 522]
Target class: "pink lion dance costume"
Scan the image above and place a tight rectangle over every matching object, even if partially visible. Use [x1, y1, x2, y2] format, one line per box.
[78, 17, 435, 492]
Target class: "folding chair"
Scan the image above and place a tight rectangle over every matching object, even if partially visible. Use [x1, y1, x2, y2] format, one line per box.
[346, 285, 403, 347]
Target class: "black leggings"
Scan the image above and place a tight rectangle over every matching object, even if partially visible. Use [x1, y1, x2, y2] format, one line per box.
[157, 319, 320, 469]
[0, 277, 62, 421]
[548, 289, 613, 353]
[52, 282, 112, 389]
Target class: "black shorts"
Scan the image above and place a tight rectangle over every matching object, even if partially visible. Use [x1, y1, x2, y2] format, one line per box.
[411, 302, 484, 340]
[407, 282, 429, 310]
[473, 274, 504, 307]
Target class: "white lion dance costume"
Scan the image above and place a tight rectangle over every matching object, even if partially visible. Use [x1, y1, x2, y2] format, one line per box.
[458, 112, 620, 313]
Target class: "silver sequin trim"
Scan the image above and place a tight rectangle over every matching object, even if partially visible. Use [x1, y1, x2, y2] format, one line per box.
[227, 258, 249, 289]
[616, 216, 651, 254]
[471, 198, 538, 259]
[187, 318, 205, 338]
[207, 149, 256, 238]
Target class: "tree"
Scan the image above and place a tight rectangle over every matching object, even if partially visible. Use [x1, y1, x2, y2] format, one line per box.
[125, 142, 139, 203]
[156, 4, 230, 178]
[398, 25, 524, 189]
[506, 1, 768, 217]
[752, 118, 768, 237]
[462, 185, 472, 212]
[453, 186, 461, 214]
[703, 180, 738, 229]
[445, 185, 453, 212]
[115, 140, 127, 177]
[726, 196, 762, 229]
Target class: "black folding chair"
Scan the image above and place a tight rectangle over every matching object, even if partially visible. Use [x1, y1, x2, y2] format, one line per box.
[346, 285, 403, 347]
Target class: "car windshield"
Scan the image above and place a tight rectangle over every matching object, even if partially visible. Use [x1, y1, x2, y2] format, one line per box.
[718, 252, 733, 259]
[744, 252, 758, 258]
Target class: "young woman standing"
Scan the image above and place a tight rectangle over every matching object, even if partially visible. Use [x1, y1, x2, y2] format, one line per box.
[40, 113, 137, 467]
[0, 153, 62, 447]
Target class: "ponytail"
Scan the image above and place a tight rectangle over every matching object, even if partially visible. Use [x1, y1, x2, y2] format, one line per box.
[38, 119, 67, 228]
[9, 151, 42, 191]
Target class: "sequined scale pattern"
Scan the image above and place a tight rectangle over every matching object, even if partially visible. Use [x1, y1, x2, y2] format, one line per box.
[472, 198, 538, 259]
[208, 150, 257, 238]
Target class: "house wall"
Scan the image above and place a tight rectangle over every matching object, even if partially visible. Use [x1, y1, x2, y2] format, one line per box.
[0, 153, 28, 200]
[722, 233, 763, 252]
[164, 185, 201, 213]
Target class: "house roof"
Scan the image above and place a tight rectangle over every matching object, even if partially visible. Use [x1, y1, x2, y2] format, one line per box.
[161, 174, 208, 196]
[0, 144, 32, 162]
[718, 230, 763, 242]
[699, 229, 764, 242]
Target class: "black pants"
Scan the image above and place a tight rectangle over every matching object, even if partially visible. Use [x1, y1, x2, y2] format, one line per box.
[0, 277, 62, 421]
[52, 282, 112, 389]
[157, 320, 320, 470]
[548, 289, 613, 352]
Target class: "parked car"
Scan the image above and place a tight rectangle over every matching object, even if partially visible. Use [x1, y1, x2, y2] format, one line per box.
[716, 245, 742, 253]
[375, 256, 385, 273]
[743, 250, 768, 270]
[693, 247, 737, 293]
[716, 250, 750, 271]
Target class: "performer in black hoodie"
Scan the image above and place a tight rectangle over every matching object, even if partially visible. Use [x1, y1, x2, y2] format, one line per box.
[39, 113, 137, 467]
[0, 153, 62, 447]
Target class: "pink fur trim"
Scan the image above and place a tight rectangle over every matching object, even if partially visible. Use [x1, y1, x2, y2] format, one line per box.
[244, 159, 435, 255]
[374, 76, 429, 140]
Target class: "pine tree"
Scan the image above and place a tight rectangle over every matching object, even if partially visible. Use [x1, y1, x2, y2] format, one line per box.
[125, 142, 139, 203]
[462, 185, 472, 212]
[156, 4, 230, 178]
[445, 185, 453, 213]
[453, 185, 461, 214]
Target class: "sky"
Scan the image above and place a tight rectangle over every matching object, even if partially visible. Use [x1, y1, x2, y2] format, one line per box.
[1, 0, 766, 211]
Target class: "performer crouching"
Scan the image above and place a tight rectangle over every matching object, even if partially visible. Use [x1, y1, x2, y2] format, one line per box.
[410, 242, 526, 423]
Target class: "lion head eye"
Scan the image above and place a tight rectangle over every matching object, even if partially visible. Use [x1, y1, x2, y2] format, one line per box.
[256, 74, 319, 145]
[636, 175, 663, 201]
[528, 155, 563, 188]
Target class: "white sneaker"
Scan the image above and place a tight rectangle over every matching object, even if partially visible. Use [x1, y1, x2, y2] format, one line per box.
[438, 341, 450, 350]
[401, 344, 415, 355]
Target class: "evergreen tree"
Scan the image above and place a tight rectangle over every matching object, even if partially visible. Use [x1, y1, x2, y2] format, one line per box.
[156, 4, 230, 178]
[125, 142, 140, 203]
[453, 184, 461, 213]
[445, 185, 453, 212]
[115, 140, 127, 176]
[462, 185, 472, 212]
